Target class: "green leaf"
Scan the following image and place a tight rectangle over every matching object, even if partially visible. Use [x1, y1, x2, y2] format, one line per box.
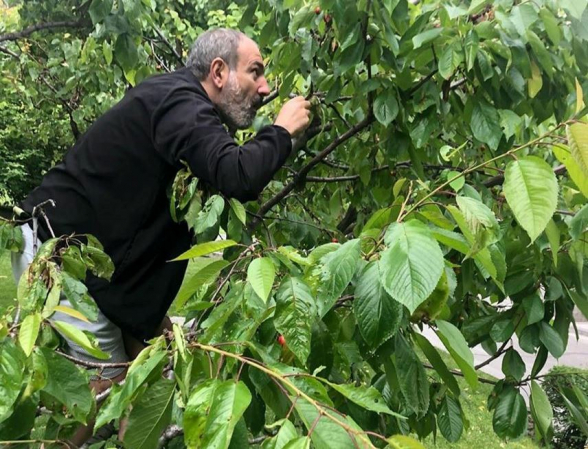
[470, 99, 502, 150]
[447, 170, 465, 192]
[185, 380, 252, 449]
[439, 42, 463, 80]
[0, 397, 37, 440]
[523, 294, 545, 325]
[492, 387, 528, 439]
[184, 379, 219, 447]
[124, 378, 175, 449]
[446, 206, 501, 287]
[503, 156, 558, 242]
[374, 89, 399, 127]
[114, 33, 138, 72]
[336, 39, 365, 76]
[468, 0, 488, 14]
[552, 144, 588, 197]
[435, 320, 478, 388]
[61, 272, 99, 322]
[18, 312, 41, 357]
[294, 397, 363, 449]
[431, 226, 470, 254]
[561, 390, 588, 437]
[412, 28, 444, 49]
[0, 340, 26, 424]
[324, 380, 405, 418]
[569, 290, 588, 321]
[282, 437, 311, 449]
[354, 261, 403, 350]
[539, 321, 564, 358]
[52, 304, 90, 322]
[465, 30, 479, 72]
[81, 244, 114, 280]
[172, 240, 237, 261]
[386, 435, 426, 449]
[567, 123, 588, 177]
[52, 321, 110, 360]
[456, 195, 500, 255]
[261, 420, 299, 449]
[40, 348, 93, 423]
[545, 219, 560, 267]
[502, 348, 526, 381]
[380, 220, 444, 314]
[17, 269, 48, 313]
[229, 198, 247, 224]
[438, 395, 463, 442]
[395, 334, 430, 417]
[569, 204, 588, 240]
[414, 333, 460, 396]
[540, 8, 561, 45]
[247, 257, 276, 303]
[561, 0, 588, 19]
[102, 41, 113, 65]
[527, 31, 553, 77]
[530, 380, 553, 443]
[174, 259, 229, 307]
[195, 195, 225, 234]
[275, 277, 316, 364]
[89, 0, 113, 24]
[528, 61, 543, 98]
[319, 239, 361, 315]
[96, 349, 167, 428]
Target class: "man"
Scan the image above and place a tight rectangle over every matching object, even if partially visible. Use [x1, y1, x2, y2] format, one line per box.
[13, 28, 311, 444]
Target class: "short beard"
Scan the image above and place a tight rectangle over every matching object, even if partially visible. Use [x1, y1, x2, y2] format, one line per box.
[216, 72, 261, 130]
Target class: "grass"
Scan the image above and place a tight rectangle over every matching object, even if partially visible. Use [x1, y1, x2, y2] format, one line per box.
[420, 349, 538, 449]
[0, 251, 17, 313]
[0, 253, 540, 448]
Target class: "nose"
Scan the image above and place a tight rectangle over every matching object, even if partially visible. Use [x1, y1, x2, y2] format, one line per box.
[258, 76, 270, 97]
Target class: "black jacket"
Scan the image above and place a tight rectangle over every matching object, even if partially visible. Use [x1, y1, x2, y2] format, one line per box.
[21, 67, 291, 340]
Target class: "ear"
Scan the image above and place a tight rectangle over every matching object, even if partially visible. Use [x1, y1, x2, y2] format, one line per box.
[209, 57, 229, 89]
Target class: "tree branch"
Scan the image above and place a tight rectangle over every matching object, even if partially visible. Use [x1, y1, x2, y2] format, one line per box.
[157, 425, 183, 448]
[252, 116, 374, 227]
[153, 26, 184, 65]
[0, 45, 19, 58]
[0, 20, 87, 43]
[484, 164, 567, 188]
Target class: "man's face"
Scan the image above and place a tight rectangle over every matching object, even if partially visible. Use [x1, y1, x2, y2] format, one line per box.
[216, 38, 270, 130]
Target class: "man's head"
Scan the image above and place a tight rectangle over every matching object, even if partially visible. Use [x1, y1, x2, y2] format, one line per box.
[187, 28, 270, 130]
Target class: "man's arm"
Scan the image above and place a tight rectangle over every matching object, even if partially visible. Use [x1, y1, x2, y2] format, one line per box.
[152, 88, 308, 202]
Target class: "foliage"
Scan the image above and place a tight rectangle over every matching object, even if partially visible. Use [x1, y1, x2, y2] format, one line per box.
[542, 366, 588, 449]
[0, 0, 588, 448]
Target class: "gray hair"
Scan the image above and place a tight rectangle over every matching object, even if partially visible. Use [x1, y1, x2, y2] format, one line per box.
[187, 28, 246, 81]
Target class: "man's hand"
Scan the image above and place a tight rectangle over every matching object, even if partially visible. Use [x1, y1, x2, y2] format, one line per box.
[274, 96, 312, 138]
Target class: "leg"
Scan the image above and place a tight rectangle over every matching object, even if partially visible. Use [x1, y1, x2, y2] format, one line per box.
[117, 315, 173, 441]
[69, 369, 127, 447]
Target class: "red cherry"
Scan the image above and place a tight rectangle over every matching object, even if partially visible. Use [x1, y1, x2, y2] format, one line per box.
[324, 14, 332, 23]
[277, 335, 286, 346]
[315, 6, 321, 14]
[332, 238, 338, 243]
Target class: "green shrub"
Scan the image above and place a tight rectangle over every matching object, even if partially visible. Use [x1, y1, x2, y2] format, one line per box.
[542, 366, 588, 449]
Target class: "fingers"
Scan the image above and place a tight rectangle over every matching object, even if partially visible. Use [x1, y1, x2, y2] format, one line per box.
[274, 96, 313, 137]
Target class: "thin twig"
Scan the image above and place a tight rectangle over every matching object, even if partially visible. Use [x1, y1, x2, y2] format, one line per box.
[252, 116, 374, 226]
[152, 26, 184, 65]
[0, 45, 19, 58]
[55, 350, 131, 369]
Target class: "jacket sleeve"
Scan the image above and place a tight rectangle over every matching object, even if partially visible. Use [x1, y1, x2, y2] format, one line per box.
[152, 86, 292, 202]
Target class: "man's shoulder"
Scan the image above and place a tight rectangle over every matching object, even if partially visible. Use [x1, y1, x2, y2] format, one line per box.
[136, 67, 203, 94]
